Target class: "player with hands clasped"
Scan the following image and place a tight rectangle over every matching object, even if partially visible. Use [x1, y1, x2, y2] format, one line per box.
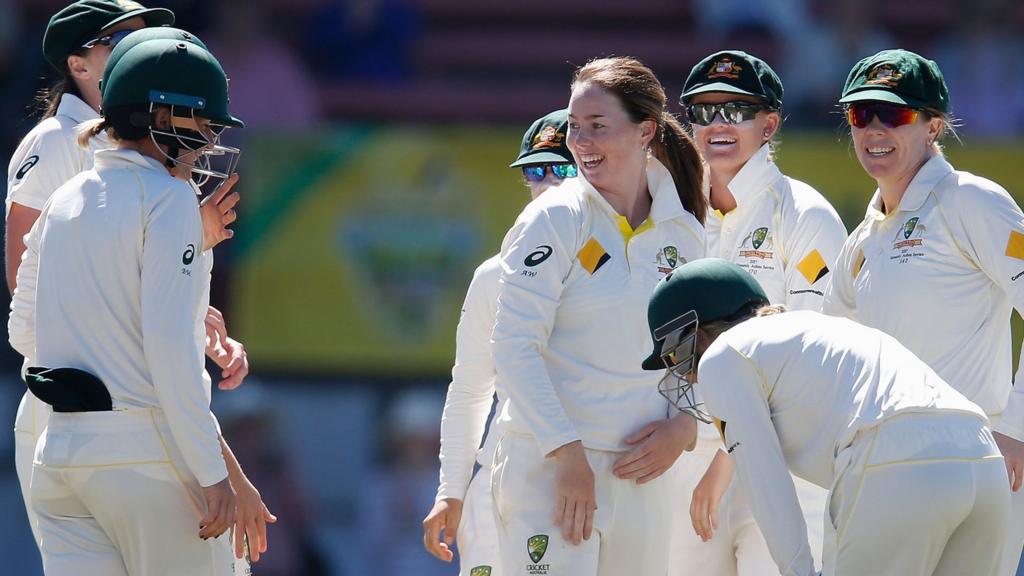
[823, 48, 1024, 575]
[490, 57, 706, 575]
[422, 109, 577, 576]
[7, 37, 270, 575]
[647, 258, 1009, 576]
[671, 49, 847, 575]
[5, 2, 250, 553]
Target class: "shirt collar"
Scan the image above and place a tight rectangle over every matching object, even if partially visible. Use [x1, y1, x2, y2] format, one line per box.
[865, 154, 954, 219]
[56, 93, 100, 125]
[726, 143, 782, 207]
[92, 148, 173, 175]
[579, 156, 687, 225]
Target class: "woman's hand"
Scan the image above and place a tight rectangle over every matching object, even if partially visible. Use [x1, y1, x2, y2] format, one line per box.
[200, 174, 240, 251]
[422, 498, 463, 562]
[994, 431, 1024, 492]
[690, 449, 734, 542]
[612, 411, 697, 484]
[552, 441, 596, 545]
[231, 472, 277, 562]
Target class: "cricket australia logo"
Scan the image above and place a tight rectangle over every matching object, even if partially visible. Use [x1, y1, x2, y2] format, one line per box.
[708, 58, 742, 79]
[739, 226, 774, 260]
[892, 216, 926, 250]
[470, 566, 492, 576]
[654, 245, 682, 275]
[526, 534, 550, 574]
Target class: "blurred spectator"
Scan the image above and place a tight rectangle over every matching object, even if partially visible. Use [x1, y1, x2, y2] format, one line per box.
[932, 0, 1024, 138]
[204, 0, 321, 128]
[302, 0, 419, 81]
[219, 384, 330, 576]
[358, 388, 451, 576]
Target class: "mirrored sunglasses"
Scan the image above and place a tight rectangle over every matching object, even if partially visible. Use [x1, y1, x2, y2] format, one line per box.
[685, 102, 771, 126]
[81, 28, 136, 50]
[522, 163, 578, 182]
[845, 102, 920, 129]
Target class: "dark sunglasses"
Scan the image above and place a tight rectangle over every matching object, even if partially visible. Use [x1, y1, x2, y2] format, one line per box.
[845, 102, 920, 129]
[81, 29, 136, 50]
[685, 102, 772, 126]
[522, 163, 578, 182]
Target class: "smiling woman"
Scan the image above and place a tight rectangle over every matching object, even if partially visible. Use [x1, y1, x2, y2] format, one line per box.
[824, 48, 1024, 576]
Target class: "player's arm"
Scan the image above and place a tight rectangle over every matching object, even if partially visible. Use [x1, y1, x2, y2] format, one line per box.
[220, 436, 276, 562]
[821, 225, 865, 321]
[423, 260, 501, 561]
[8, 208, 46, 360]
[140, 184, 227, 488]
[783, 196, 848, 312]
[700, 342, 815, 576]
[5, 203, 42, 294]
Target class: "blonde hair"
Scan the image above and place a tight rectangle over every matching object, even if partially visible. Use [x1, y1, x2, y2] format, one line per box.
[75, 118, 109, 149]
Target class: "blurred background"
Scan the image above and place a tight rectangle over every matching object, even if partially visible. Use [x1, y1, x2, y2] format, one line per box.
[0, 0, 1022, 573]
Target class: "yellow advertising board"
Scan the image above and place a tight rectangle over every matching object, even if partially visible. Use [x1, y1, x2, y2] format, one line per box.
[233, 127, 1024, 375]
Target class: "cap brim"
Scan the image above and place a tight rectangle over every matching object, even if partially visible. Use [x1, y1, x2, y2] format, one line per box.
[509, 151, 573, 168]
[681, 82, 761, 103]
[838, 89, 922, 108]
[102, 8, 175, 33]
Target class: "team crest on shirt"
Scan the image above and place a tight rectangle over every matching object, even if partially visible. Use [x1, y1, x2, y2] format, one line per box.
[470, 566, 492, 576]
[739, 226, 774, 260]
[865, 64, 903, 87]
[654, 245, 682, 274]
[892, 216, 926, 250]
[708, 58, 742, 79]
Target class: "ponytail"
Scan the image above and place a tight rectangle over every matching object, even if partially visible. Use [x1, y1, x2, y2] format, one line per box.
[35, 75, 82, 119]
[76, 118, 108, 149]
[653, 113, 707, 224]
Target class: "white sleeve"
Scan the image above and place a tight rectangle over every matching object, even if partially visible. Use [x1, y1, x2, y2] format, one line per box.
[141, 187, 227, 487]
[783, 200, 848, 311]
[8, 208, 45, 360]
[491, 203, 580, 457]
[822, 226, 864, 321]
[944, 179, 1024, 440]
[6, 124, 82, 213]
[437, 260, 499, 501]
[699, 342, 816, 576]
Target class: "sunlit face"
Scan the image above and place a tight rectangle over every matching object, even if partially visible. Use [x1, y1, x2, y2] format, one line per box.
[567, 82, 654, 195]
[688, 92, 778, 176]
[165, 114, 218, 181]
[849, 103, 940, 189]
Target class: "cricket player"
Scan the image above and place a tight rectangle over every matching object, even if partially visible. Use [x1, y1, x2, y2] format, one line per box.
[823, 48, 1024, 575]
[647, 258, 1009, 576]
[490, 57, 706, 575]
[5, 2, 246, 552]
[422, 108, 577, 576]
[670, 49, 848, 574]
[8, 37, 263, 575]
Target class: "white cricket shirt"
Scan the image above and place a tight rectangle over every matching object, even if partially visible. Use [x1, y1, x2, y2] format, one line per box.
[705, 144, 847, 310]
[436, 254, 507, 501]
[491, 157, 706, 456]
[700, 311, 986, 576]
[8, 148, 226, 487]
[824, 155, 1024, 441]
[6, 94, 108, 215]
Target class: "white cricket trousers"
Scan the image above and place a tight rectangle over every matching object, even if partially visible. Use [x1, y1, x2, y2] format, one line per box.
[991, 416, 1024, 576]
[491, 433, 672, 576]
[824, 412, 1009, 576]
[14, 390, 51, 548]
[458, 464, 501, 576]
[667, 439, 825, 576]
[31, 408, 240, 576]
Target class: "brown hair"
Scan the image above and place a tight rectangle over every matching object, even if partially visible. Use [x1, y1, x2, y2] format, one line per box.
[36, 75, 83, 119]
[573, 57, 707, 224]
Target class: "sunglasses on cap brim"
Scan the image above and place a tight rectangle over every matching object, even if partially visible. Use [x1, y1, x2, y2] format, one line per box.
[522, 163, 578, 182]
[845, 102, 921, 129]
[685, 102, 774, 126]
[80, 28, 136, 50]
